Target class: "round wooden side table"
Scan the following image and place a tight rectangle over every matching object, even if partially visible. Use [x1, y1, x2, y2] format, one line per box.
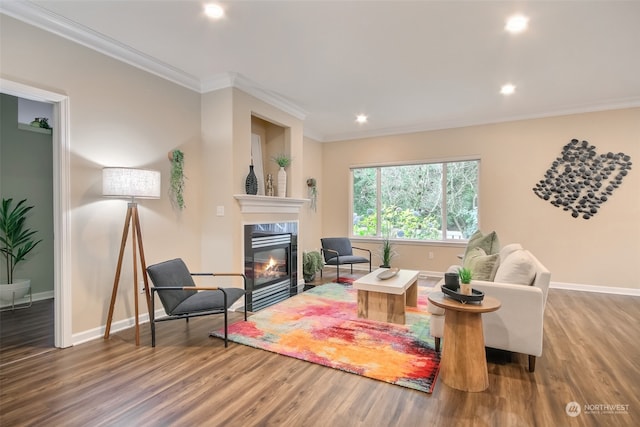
[427, 291, 501, 392]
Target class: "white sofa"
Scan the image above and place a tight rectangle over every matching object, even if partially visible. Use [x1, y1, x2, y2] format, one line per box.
[428, 247, 551, 372]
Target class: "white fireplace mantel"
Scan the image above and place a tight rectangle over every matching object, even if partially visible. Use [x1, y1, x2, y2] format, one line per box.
[234, 194, 308, 214]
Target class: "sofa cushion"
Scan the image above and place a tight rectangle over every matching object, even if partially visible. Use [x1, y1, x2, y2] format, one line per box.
[463, 230, 500, 266]
[494, 249, 536, 286]
[499, 243, 523, 262]
[463, 247, 500, 281]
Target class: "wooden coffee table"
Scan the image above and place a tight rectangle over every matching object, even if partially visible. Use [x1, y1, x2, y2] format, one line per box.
[353, 268, 419, 324]
[427, 291, 501, 392]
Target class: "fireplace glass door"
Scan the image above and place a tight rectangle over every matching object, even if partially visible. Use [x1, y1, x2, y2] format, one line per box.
[253, 247, 288, 288]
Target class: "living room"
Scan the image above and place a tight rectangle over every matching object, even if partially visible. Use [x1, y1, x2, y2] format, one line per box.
[1, 2, 639, 426]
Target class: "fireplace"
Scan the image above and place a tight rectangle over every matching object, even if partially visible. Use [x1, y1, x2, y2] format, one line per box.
[244, 223, 298, 311]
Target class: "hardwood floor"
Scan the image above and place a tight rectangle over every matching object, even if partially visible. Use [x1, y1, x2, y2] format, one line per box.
[0, 299, 55, 367]
[1, 272, 638, 427]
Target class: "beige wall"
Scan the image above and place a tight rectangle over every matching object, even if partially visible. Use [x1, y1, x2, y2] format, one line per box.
[2, 13, 637, 343]
[199, 88, 306, 279]
[322, 108, 640, 289]
[1, 16, 203, 334]
[300, 136, 324, 253]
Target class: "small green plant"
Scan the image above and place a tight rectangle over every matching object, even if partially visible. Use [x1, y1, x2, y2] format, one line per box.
[1, 198, 42, 284]
[272, 154, 291, 168]
[303, 251, 323, 282]
[458, 267, 473, 284]
[381, 238, 393, 267]
[170, 149, 185, 210]
[380, 222, 395, 267]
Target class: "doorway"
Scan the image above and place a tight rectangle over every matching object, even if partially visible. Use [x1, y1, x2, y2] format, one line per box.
[1, 78, 72, 348]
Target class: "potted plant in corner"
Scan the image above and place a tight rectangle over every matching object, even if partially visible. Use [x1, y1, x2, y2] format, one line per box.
[0, 198, 42, 305]
[303, 250, 323, 283]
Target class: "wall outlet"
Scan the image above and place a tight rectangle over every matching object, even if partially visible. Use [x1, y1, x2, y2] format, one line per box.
[139, 280, 146, 294]
[428, 251, 434, 259]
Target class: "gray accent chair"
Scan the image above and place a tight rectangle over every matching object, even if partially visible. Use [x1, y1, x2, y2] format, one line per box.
[320, 237, 371, 283]
[146, 258, 247, 347]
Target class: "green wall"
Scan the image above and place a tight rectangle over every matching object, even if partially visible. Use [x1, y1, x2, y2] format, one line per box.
[0, 93, 54, 296]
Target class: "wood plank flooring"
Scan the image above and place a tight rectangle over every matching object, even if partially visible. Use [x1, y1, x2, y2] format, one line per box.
[0, 299, 55, 366]
[1, 272, 638, 426]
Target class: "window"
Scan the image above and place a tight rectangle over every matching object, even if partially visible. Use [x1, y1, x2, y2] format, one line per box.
[352, 159, 479, 241]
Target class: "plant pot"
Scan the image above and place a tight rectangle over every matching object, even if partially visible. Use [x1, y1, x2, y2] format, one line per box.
[0, 279, 31, 302]
[460, 283, 472, 296]
[303, 273, 316, 283]
[277, 166, 287, 197]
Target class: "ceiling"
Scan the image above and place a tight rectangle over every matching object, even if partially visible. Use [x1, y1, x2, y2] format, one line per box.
[3, 0, 640, 142]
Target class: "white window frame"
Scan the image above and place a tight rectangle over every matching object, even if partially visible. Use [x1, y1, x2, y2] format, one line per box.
[349, 156, 480, 243]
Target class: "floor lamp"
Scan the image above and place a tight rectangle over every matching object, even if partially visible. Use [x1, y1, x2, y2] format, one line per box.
[102, 167, 161, 345]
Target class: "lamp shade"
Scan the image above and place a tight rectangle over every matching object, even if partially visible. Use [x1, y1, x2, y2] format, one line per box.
[102, 167, 161, 199]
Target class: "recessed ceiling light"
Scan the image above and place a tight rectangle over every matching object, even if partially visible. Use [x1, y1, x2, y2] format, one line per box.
[500, 84, 516, 95]
[505, 15, 528, 33]
[356, 114, 368, 124]
[204, 3, 225, 19]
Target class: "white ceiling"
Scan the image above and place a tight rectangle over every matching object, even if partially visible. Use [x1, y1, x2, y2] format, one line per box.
[3, 0, 640, 142]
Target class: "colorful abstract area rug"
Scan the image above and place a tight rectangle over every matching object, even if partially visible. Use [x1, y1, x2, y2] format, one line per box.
[212, 283, 440, 393]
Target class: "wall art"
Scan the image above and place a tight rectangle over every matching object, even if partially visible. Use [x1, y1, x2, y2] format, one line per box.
[532, 139, 632, 219]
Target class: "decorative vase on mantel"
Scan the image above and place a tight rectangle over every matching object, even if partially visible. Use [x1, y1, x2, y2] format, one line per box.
[245, 164, 258, 195]
[277, 166, 287, 197]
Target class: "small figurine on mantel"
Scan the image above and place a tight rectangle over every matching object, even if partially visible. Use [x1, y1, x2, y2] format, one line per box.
[266, 173, 275, 196]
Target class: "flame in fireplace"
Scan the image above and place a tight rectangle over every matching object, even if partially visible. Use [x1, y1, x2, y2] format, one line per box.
[265, 257, 277, 272]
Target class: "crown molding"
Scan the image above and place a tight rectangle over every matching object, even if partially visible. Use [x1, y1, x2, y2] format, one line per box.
[2, 1, 309, 120]
[202, 72, 308, 121]
[319, 97, 640, 143]
[1, 1, 204, 92]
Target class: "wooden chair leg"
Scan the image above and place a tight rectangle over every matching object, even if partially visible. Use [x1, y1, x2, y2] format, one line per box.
[528, 355, 536, 372]
[435, 337, 441, 353]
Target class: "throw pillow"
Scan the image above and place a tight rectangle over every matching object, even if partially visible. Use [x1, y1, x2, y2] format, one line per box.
[499, 243, 523, 262]
[494, 249, 536, 286]
[463, 230, 500, 265]
[462, 247, 500, 281]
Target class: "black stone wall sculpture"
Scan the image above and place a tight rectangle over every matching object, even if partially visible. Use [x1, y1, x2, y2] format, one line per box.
[533, 139, 632, 219]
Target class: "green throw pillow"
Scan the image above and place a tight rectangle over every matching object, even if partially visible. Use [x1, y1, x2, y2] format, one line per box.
[463, 247, 500, 281]
[463, 230, 500, 266]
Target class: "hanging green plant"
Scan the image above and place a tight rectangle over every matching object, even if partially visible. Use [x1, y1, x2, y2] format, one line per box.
[169, 149, 186, 210]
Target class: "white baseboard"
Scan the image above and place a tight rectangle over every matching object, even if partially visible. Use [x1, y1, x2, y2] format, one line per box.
[0, 290, 54, 308]
[72, 309, 165, 346]
[550, 281, 640, 296]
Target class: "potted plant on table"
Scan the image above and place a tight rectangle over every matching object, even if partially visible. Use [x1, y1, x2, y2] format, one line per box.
[458, 267, 473, 296]
[379, 223, 395, 268]
[303, 250, 323, 283]
[0, 198, 42, 304]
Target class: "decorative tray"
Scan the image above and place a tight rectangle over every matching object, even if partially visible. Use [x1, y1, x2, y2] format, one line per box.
[441, 286, 485, 303]
[377, 267, 399, 280]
